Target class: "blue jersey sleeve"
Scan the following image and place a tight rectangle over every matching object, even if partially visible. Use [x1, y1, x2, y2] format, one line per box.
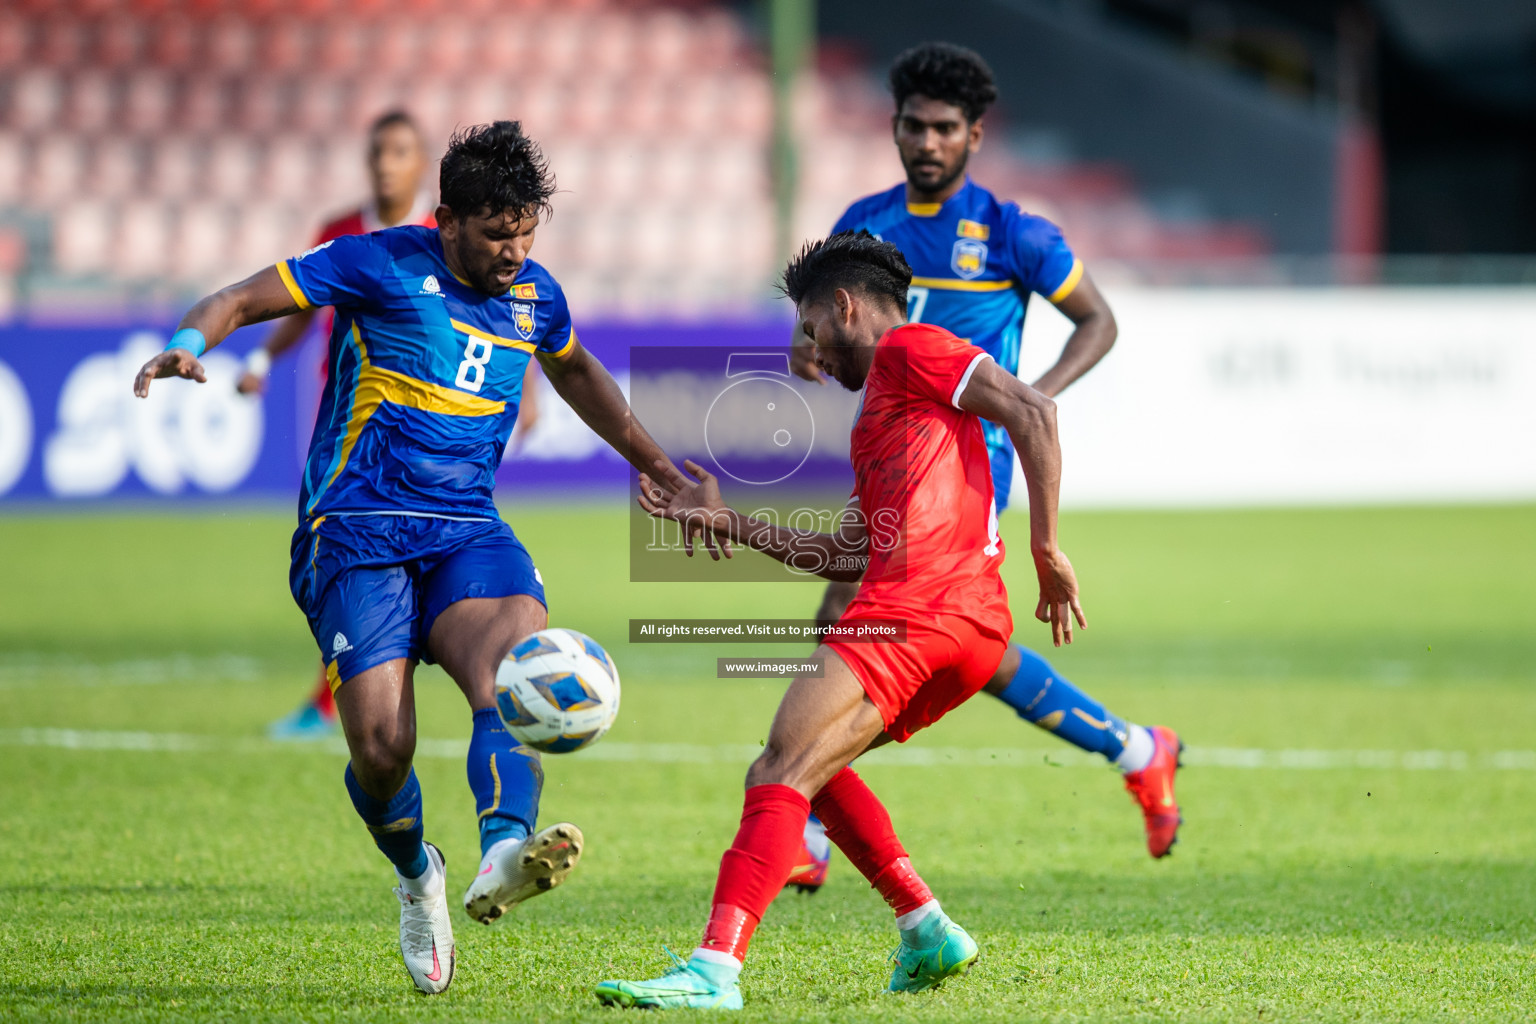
[1003, 208, 1083, 303]
[277, 233, 387, 312]
[538, 280, 576, 357]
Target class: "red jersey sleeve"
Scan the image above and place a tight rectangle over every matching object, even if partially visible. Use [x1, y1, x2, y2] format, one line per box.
[314, 210, 366, 246]
[893, 324, 994, 409]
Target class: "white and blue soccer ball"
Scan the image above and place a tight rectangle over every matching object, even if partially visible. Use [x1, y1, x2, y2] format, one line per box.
[494, 628, 621, 753]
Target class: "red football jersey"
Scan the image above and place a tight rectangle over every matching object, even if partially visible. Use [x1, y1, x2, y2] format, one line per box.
[848, 322, 1011, 639]
[309, 197, 438, 346]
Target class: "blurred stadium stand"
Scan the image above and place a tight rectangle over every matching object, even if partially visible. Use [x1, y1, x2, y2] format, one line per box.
[0, 0, 1284, 321]
[3, 0, 1532, 322]
[820, 0, 1536, 266]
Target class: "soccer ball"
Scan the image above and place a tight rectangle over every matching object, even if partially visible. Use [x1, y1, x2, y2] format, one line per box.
[494, 628, 621, 753]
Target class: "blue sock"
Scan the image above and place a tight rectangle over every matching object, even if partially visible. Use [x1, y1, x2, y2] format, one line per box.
[993, 645, 1132, 762]
[344, 763, 429, 879]
[467, 707, 542, 855]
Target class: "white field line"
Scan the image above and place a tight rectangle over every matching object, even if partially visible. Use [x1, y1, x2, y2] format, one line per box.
[1, 728, 1535, 772]
[0, 655, 264, 688]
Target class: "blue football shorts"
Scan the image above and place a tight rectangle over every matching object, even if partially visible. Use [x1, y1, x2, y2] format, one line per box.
[289, 514, 546, 689]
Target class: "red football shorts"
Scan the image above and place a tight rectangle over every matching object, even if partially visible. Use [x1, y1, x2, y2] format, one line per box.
[826, 604, 1008, 743]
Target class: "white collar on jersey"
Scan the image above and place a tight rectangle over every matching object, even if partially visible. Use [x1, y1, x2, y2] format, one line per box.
[360, 192, 434, 233]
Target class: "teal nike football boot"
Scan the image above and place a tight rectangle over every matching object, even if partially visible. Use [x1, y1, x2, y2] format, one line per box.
[595, 950, 743, 1010]
[886, 915, 979, 994]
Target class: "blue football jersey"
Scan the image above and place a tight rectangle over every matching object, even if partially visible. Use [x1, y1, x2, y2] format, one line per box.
[833, 178, 1081, 373]
[277, 225, 575, 522]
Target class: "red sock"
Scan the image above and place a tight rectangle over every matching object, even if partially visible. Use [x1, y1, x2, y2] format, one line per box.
[810, 766, 933, 915]
[312, 663, 336, 718]
[699, 783, 810, 962]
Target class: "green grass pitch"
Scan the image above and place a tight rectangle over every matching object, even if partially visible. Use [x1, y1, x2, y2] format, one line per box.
[1, 501, 1533, 1022]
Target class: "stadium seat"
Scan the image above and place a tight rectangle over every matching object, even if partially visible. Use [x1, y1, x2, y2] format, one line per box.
[169, 201, 232, 284]
[147, 16, 197, 69]
[315, 137, 369, 209]
[52, 201, 114, 276]
[715, 74, 772, 139]
[232, 76, 285, 135]
[37, 20, 86, 69]
[29, 135, 87, 208]
[181, 77, 232, 135]
[257, 21, 311, 75]
[0, 136, 22, 206]
[420, 20, 475, 71]
[88, 137, 142, 202]
[207, 18, 257, 75]
[96, 17, 147, 69]
[232, 201, 298, 271]
[312, 21, 364, 76]
[64, 71, 117, 133]
[260, 138, 315, 204]
[292, 80, 346, 137]
[8, 68, 63, 133]
[205, 137, 258, 202]
[121, 70, 173, 134]
[145, 137, 198, 201]
[113, 199, 171, 279]
[633, 9, 695, 73]
[457, 80, 509, 132]
[372, 22, 421, 76]
[0, 14, 27, 70]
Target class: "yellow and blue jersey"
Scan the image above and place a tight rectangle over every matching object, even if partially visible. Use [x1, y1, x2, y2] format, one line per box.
[277, 224, 574, 522]
[832, 178, 1082, 508]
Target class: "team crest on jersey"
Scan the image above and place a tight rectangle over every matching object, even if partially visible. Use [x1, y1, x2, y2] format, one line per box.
[957, 219, 990, 241]
[951, 239, 988, 279]
[511, 283, 539, 300]
[297, 239, 334, 260]
[511, 301, 536, 339]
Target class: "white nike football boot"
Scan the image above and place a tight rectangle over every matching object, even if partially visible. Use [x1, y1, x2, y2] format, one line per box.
[462, 822, 584, 924]
[394, 841, 455, 994]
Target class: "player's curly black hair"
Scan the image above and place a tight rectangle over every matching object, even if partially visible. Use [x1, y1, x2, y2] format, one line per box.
[439, 121, 556, 221]
[889, 42, 998, 123]
[779, 230, 912, 312]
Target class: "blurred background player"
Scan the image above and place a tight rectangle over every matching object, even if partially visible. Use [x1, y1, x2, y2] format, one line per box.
[132, 121, 691, 995]
[243, 110, 539, 740]
[787, 44, 1181, 882]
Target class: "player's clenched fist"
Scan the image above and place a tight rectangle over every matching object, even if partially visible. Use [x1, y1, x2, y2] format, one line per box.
[133, 347, 207, 397]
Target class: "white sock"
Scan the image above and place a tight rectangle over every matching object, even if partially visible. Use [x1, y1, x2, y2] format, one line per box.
[481, 836, 523, 864]
[689, 947, 743, 980]
[895, 898, 941, 932]
[1115, 725, 1155, 773]
[396, 846, 442, 896]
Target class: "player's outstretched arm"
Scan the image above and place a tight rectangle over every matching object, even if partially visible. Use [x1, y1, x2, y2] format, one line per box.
[133, 266, 304, 398]
[538, 338, 679, 479]
[637, 461, 867, 580]
[958, 358, 1087, 646]
[1031, 269, 1117, 399]
[542, 339, 730, 560]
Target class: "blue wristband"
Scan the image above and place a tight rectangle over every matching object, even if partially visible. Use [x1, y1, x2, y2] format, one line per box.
[165, 328, 207, 358]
